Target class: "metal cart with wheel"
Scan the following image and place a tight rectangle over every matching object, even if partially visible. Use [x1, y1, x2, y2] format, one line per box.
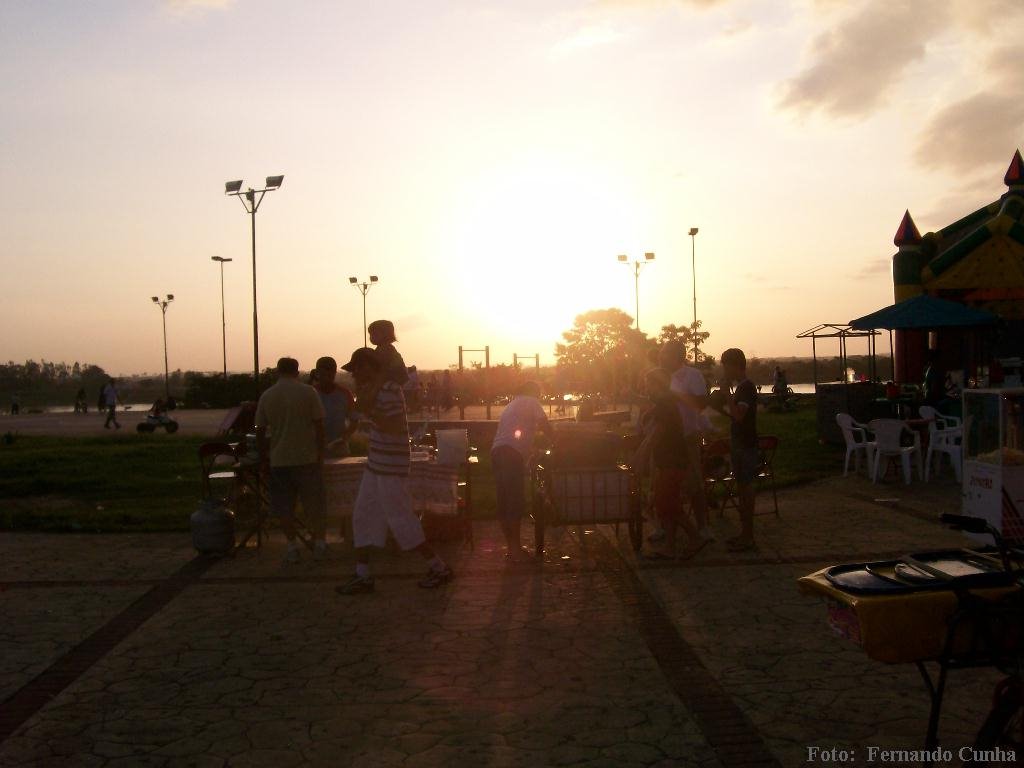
[531, 428, 643, 554]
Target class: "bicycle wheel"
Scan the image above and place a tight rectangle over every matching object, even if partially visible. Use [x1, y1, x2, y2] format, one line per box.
[974, 677, 1024, 766]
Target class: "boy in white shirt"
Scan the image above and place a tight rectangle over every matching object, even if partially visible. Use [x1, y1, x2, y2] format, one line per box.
[491, 382, 551, 561]
[659, 341, 712, 541]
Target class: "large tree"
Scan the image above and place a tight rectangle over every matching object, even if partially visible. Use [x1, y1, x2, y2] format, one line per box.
[555, 308, 653, 395]
[658, 321, 714, 366]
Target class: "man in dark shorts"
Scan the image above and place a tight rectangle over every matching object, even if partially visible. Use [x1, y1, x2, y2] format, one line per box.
[255, 357, 327, 563]
[710, 348, 759, 552]
[490, 381, 550, 561]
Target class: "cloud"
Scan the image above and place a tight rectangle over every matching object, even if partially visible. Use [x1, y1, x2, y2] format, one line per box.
[165, 0, 234, 14]
[950, 0, 1024, 35]
[742, 271, 793, 291]
[850, 259, 891, 280]
[913, 45, 1024, 175]
[591, 0, 728, 8]
[777, 0, 947, 119]
[551, 22, 623, 58]
[720, 19, 753, 38]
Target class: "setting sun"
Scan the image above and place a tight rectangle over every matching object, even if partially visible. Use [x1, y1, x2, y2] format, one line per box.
[448, 154, 651, 341]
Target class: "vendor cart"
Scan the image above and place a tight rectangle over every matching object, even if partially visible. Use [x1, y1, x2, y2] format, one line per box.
[531, 425, 643, 554]
[963, 388, 1024, 543]
[799, 514, 1024, 763]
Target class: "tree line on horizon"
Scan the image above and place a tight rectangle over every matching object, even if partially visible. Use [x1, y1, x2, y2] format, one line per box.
[2, 311, 888, 409]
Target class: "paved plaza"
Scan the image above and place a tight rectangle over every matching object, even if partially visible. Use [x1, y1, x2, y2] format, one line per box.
[0, 473, 1003, 767]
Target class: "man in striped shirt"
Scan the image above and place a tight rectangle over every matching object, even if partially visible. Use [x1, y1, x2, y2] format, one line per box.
[336, 348, 453, 594]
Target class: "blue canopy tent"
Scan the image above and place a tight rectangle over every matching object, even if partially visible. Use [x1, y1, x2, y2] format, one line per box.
[849, 294, 997, 331]
[850, 294, 997, 389]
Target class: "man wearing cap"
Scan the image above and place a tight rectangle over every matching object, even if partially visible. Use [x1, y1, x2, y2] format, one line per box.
[335, 348, 453, 593]
[255, 357, 327, 563]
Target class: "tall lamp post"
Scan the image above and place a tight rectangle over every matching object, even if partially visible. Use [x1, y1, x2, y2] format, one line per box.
[689, 227, 699, 362]
[151, 294, 174, 399]
[211, 256, 233, 381]
[348, 275, 379, 346]
[224, 175, 284, 391]
[617, 252, 655, 331]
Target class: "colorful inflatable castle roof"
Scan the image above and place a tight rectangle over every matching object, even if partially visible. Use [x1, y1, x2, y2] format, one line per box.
[892, 149, 1024, 320]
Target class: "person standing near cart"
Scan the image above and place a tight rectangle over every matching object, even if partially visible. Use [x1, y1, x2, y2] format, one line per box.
[641, 368, 704, 560]
[255, 357, 328, 563]
[709, 348, 759, 552]
[313, 356, 356, 458]
[491, 381, 551, 561]
[660, 341, 712, 542]
[335, 348, 452, 594]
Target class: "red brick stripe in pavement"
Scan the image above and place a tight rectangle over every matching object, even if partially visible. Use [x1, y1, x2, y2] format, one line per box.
[0, 555, 218, 745]
[591, 533, 784, 768]
[0, 549, 911, 591]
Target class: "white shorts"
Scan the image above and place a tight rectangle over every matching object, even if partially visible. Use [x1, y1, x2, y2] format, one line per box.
[352, 470, 426, 551]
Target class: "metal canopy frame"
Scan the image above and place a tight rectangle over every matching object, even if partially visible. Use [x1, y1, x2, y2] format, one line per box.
[795, 324, 891, 387]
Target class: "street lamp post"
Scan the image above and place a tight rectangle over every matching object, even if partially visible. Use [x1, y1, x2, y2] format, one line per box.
[151, 294, 174, 399]
[224, 175, 284, 392]
[689, 227, 699, 362]
[616, 252, 655, 331]
[211, 256, 233, 380]
[348, 276, 379, 346]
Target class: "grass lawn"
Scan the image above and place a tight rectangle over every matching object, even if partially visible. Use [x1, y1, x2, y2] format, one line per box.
[0, 435, 209, 532]
[756, 401, 844, 488]
[0, 400, 840, 533]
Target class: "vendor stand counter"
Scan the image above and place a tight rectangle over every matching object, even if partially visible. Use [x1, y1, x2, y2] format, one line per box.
[322, 454, 461, 517]
[798, 557, 1017, 664]
[963, 388, 1024, 542]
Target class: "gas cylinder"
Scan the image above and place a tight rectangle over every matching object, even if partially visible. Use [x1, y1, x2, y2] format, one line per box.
[190, 499, 235, 554]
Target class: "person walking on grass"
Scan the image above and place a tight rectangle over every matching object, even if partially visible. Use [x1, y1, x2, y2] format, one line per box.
[255, 357, 328, 563]
[491, 381, 551, 562]
[709, 348, 759, 552]
[102, 379, 122, 429]
[335, 348, 452, 594]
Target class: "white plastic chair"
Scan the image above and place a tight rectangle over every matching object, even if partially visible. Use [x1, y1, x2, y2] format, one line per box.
[868, 419, 923, 484]
[836, 413, 874, 476]
[918, 405, 963, 431]
[918, 406, 963, 482]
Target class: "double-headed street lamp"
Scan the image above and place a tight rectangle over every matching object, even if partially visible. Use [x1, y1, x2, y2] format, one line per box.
[348, 276, 379, 346]
[151, 294, 174, 399]
[617, 252, 655, 331]
[224, 175, 284, 391]
[211, 256, 233, 381]
[689, 227, 699, 362]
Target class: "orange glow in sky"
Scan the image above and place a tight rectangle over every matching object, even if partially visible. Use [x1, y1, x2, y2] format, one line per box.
[1, 1, 1020, 375]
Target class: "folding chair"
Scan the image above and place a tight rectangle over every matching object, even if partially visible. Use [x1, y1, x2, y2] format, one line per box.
[199, 442, 240, 502]
[702, 438, 736, 514]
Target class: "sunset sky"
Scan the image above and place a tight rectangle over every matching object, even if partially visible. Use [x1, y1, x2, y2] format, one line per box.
[2, 0, 1021, 376]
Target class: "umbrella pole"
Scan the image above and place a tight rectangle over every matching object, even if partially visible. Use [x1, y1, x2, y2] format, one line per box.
[889, 330, 894, 381]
